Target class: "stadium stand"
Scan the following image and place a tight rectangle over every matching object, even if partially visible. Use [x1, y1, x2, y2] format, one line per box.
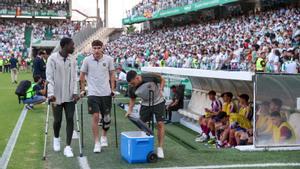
[107, 6, 300, 73]
[127, 0, 201, 18]
[0, 19, 81, 61]
[0, 0, 69, 16]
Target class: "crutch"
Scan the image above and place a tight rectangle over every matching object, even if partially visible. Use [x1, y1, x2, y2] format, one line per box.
[42, 101, 51, 160]
[75, 102, 83, 157]
[113, 97, 118, 148]
[80, 99, 84, 148]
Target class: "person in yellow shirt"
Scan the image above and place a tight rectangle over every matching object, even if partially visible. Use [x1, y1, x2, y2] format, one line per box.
[257, 98, 283, 143]
[270, 111, 296, 144]
[229, 94, 252, 147]
[255, 51, 266, 72]
[221, 92, 237, 116]
[0, 57, 3, 73]
[256, 101, 270, 133]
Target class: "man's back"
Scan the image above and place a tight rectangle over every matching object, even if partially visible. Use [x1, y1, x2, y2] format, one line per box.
[9, 57, 17, 69]
[33, 56, 46, 79]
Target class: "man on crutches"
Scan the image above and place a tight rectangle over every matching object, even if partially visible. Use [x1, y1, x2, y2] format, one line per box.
[125, 70, 166, 159]
[46, 37, 79, 158]
[80, 40, 116, 153]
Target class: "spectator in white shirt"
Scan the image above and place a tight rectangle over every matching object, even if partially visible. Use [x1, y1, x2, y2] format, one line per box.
[116, 67, 128, 92]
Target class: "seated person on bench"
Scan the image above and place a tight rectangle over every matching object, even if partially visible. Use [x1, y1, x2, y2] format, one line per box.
[166, 85, 183, 123]
[196, 90, 222, 142]
[270, 111, 296, 144]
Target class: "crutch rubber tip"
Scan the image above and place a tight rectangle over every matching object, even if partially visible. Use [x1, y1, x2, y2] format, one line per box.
[80, 154, 83, 157]
[42, 157, 46, 160]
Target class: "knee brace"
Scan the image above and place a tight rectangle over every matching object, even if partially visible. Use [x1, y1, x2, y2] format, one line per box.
[102, 114, 111, 131]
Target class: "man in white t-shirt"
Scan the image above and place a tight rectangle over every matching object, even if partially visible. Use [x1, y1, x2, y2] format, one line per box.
[80, 40, 115, 153]
[281, 50, 299, 74]
[116, 66, 127, 92]
[266, 49, 280, 73]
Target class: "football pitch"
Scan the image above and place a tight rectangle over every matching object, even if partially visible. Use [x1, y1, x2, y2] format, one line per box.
[0, 72, 300, 169]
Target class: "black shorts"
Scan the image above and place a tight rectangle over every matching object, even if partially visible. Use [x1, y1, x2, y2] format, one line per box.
[87, 96, 112, 115]
[140, 101, 165, 122]
[239, 139, 248, 145]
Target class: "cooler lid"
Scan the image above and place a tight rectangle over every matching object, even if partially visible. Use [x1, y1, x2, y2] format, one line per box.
[127, 116, 154, 136]
[121, 131, 153, 138]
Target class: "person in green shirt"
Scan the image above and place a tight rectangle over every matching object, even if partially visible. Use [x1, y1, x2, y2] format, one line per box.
[22, 75, 47, 110]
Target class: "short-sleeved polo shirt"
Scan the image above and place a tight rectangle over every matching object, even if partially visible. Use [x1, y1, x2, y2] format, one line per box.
[81, 55, 115, 96]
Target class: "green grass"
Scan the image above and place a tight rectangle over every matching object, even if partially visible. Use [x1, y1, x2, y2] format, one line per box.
[1, 72, 300, 169]
[0, 72, 32, 154]
[0, 72, 45, 169]
[7, 105, 45, 169]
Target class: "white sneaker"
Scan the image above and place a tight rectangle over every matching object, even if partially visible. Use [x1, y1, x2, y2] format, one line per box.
[93, 142, 101, 153]
[195, 134, 208, 142]
[100, 136, 108, 147]
[53, 137, 61, 152]
[64, 146, 74, 157]
[157, 147, 164, 159]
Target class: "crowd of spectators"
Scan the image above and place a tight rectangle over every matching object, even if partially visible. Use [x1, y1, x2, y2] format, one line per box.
[32, 21, 80, 40]
[0, 20, 26, 63]
[0, 0, 69, 13]
[106, 7, 300, 73]
[0, 19, 81, 74]
[127, 0, 201, 18]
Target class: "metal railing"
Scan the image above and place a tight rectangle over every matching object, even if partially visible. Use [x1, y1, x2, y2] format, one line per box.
[52, 21, 103, 53]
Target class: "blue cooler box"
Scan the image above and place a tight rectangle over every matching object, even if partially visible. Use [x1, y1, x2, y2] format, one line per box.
[121, 131, 154, 163]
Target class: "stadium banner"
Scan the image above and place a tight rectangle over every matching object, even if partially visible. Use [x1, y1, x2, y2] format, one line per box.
[123, 0, 238, 25]
[0, 8, 69, 17]
[7, 10, 16, 15]
[0, 9, 7, 15]
[21, 10, 33, 16]
[254, 73, 300, 147]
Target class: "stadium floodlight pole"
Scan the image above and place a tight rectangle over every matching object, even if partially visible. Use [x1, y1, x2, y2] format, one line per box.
[104, 0, 108, 27]
[96, 0, 100, 22]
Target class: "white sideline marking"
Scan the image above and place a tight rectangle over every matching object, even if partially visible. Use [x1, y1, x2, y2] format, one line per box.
[141, 163, 300, 169]
[78, 156, 91, 169]
[0, 107, 28, 169]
